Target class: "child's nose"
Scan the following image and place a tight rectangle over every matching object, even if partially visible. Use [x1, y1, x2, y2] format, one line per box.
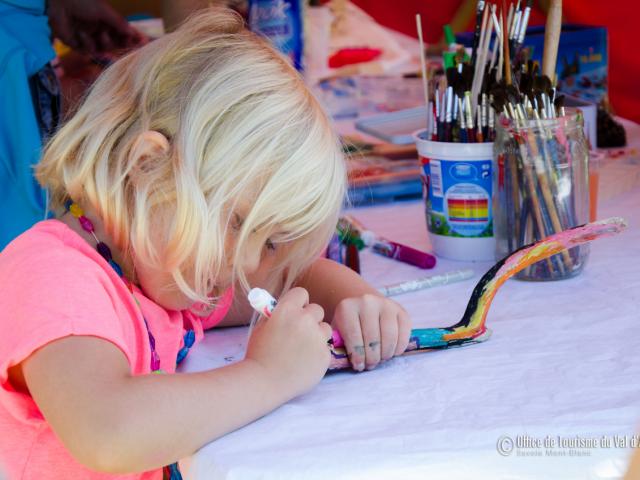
[242, 249, 261, 275]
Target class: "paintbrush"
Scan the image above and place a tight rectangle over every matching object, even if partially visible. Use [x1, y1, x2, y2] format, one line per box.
[509, 0, 522, 51]
[514, 0, 533, 53]
[525, 128, 573, 270]
[496, 12, 504, 82]
[489, 3, 502, 72]
[415, 14, 430, 132]
[470, 0, 487, 68]
[434, 82, 441, 140]
[508, 114, 548, 257]
[445, 67, 457, 142]
[505, 1, 514, 39]
[494, 91, 557, 274]
[458, 96, 468, 142]
[542, 0, 562, 79]
[502, 0, 513, 85]
[471, 3, 491, 113]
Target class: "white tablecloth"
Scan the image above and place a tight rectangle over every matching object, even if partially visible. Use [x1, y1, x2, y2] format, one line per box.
[179, 130, 640, 480]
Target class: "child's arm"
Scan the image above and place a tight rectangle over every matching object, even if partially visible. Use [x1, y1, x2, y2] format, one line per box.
[219, 257, 411, 371]
[20, 288, 331, 474]
[297, 257, 412, 371]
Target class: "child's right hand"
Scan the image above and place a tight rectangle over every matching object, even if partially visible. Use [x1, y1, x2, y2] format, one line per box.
[245, 287, 332, 398]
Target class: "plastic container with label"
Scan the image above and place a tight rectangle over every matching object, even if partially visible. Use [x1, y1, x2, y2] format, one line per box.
[248, 0, 304, 71]
[414, 130, 495, 261]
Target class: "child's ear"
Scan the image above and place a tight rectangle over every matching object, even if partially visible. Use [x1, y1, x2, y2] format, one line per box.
[130, 130, 170, 162]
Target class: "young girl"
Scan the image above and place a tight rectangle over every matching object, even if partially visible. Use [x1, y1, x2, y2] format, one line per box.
[0, 9, 410, 479]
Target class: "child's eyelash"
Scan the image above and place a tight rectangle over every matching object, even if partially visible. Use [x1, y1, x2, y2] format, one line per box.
[232, 213, 277, 250]
[232, 214, 243, 230]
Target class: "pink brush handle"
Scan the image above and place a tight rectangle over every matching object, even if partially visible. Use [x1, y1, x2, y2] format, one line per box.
[331, 329, 344, 348]
[372, 240, 436, 269]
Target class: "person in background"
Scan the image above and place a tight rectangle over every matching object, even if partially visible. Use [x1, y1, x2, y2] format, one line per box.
[0, 0, 143, 250]
[162, 0, 213, 32]
[625, 448, 640, 479]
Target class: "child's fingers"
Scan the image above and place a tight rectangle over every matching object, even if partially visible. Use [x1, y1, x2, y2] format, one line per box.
[303, 303, 325, 323]
[279, 287, 309, 309]
[359, 297, 382, 370]
[395, 309, 412, 356]
[379, 307, 399, 361]
[318, 321, 333, 342]
[333, 301, 365, 371]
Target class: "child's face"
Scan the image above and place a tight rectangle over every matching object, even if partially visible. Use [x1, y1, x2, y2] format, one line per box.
[135, 207, 281, 311]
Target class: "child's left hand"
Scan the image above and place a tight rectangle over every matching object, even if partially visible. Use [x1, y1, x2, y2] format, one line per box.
[331, 294, 411, 371]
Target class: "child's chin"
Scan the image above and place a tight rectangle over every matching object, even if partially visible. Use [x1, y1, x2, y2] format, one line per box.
[189, 301, 218, 316]
[209, 283, 231, 298]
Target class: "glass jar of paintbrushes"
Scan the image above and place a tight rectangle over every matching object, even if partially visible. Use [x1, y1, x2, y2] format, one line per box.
[493, 108, 590, 280]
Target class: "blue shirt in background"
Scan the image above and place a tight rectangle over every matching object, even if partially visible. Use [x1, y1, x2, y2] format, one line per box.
[0, 0, 56, 249]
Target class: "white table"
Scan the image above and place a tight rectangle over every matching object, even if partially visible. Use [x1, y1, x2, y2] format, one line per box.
[179, 125, 640, 480]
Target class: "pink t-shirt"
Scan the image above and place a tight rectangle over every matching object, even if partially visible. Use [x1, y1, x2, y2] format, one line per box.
[0, 220, 233, 479]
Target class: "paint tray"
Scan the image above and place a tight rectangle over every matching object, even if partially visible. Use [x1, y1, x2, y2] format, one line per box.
[347, 156, 422, 206]
[355, 106, 428, 145]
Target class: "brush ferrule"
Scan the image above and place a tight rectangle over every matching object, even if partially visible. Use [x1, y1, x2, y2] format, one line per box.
[482, 93, 488, 126]
[445, 87, 453, 123]
[464, 92, 474, 129]
[511, 10, 521, 40]
[517, 7, 531, 44]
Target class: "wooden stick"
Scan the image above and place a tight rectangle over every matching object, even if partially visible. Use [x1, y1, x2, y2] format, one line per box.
[526, 129, 573, 269]
[502, 0, 512, 85]
[508, 152, 521, 243]
[496, 14, 504, 82]
[489, 4, 501, 71]
[505, 2, 515, 41]
[415, 14, 430, 132]
[510, 111, 554, 273]
[542, 0, 562, 79]
[516, 137, 555, 273]
[471, 5, 491, 114]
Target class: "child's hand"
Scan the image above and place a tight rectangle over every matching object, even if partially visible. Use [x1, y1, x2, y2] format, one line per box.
[331, 294, 411, 371]
[245, 287, 332, 398]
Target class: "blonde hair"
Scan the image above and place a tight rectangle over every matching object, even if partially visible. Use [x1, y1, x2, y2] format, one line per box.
[37, 8, 346, 304]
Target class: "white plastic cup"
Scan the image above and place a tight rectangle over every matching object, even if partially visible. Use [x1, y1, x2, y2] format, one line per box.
[414, 130, 496, 262]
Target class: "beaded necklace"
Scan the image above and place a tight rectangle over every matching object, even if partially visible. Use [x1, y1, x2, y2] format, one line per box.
[65, 201, 190, 480]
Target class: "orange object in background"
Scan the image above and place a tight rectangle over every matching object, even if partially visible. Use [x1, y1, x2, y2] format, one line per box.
[589, 170, 599, 222]
[588, 152, 602, 222]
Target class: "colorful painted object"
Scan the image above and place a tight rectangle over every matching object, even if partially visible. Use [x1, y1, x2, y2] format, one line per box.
[328, 216, 627, 370]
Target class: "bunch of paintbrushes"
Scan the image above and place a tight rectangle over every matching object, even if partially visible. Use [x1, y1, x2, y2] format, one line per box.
[487, 0, 590, 281]
[421, 0, 536, 143]
[420, 0, 579, 279]
[432, 62, 494, 142]
[492, 95, 589, 280]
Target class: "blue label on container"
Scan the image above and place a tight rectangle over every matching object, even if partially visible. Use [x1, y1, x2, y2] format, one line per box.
[249, 0, 304, 70]
[420, 156, 493, 238]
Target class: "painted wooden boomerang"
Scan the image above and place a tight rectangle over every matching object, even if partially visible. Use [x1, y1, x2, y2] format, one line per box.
[328, 217, 627, 370]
